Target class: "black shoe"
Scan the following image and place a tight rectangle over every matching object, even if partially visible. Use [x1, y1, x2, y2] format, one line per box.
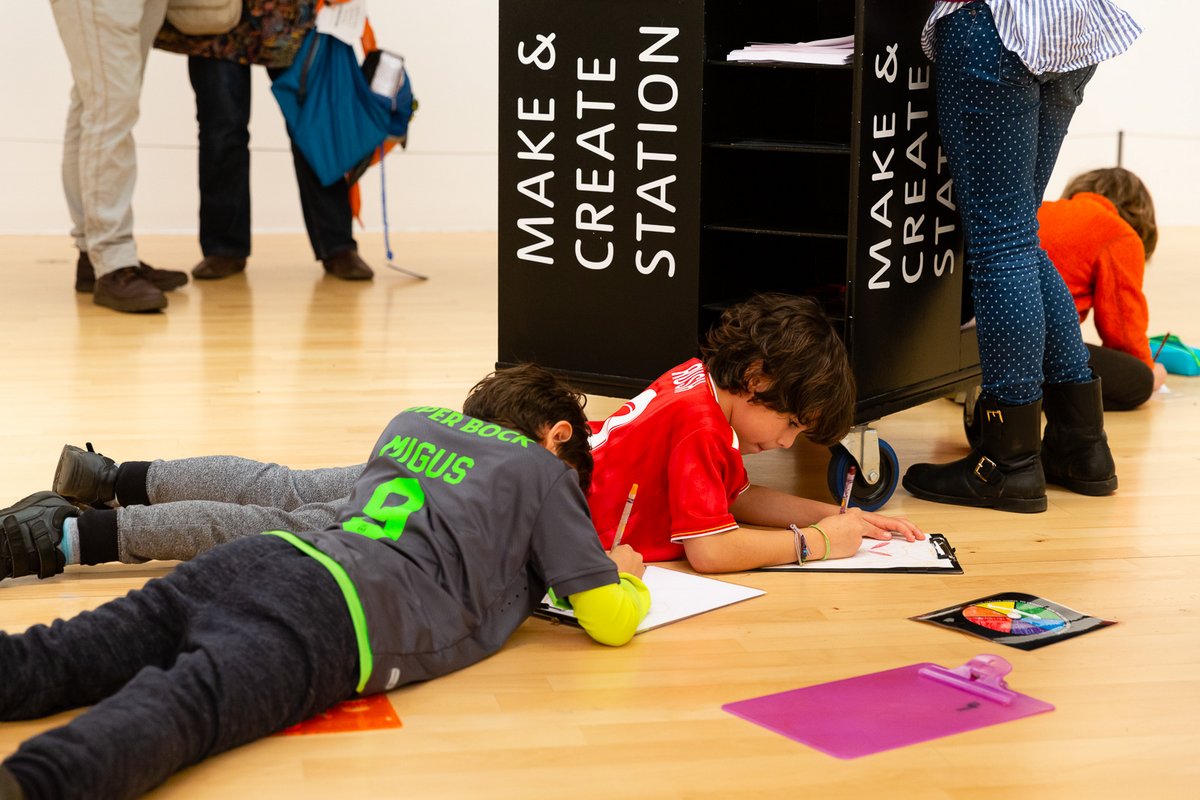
[322, 250, 374, 280]
[191, 255, 247, 280]
[0, 492, 76, 581]
[53, 443, 118, 507]
[76, 252, 187, 292]
[93, 266, 168, 313]
[903, 397, 1047, 513]
[1042, 378, 1117, 495]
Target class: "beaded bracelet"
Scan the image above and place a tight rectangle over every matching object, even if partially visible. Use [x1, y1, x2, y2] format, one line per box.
[808, 522, 831, 561]
[788, 524, 809, 564]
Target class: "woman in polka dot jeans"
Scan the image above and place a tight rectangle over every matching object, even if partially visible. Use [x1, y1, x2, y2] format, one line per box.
[902, 0, 1142, 513]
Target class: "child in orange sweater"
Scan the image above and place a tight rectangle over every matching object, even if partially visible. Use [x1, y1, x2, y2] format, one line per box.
[1038, 167, 1165, 410]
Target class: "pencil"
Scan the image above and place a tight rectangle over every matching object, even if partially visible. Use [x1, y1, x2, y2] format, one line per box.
[1153, 332, 1171, 362]
[611, 483, 638, 549]
[840, 466, 856, 514]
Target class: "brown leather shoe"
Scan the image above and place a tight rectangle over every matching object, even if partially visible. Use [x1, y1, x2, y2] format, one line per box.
[191, 255, 247, 280]
[75, 253, 187, 292]
[139, 261, 188, 290]
[93, 266, 168, 313]
[322, 250, 374, 281]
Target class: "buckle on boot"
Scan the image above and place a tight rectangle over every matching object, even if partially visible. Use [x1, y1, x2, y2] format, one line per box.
[973, 455, 999, 483]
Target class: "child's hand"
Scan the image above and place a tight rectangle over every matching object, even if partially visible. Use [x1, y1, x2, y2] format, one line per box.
[608, 544, 646, 578]
[858, 510, 924, 542]
[813, 509, 923, 559]
[813, 511, 870, 559]
[1153, 362, 1168, 392]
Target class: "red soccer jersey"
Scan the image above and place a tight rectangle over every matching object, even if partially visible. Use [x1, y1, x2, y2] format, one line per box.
[587, 359, 749, 562]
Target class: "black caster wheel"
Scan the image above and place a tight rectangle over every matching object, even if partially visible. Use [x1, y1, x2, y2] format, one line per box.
[826, 439, 899, 512]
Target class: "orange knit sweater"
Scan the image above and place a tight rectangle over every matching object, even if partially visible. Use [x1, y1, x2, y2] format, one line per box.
[1038, 192, 1152, 366]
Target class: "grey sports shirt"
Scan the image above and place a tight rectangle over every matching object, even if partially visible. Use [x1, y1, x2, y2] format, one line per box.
[273, 407, 616, 694]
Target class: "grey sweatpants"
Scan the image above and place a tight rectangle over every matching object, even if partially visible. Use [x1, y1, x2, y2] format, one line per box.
[114, 457, 363, 563]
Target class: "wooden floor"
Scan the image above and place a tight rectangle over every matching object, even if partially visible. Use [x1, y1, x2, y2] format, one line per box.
[1, 231, 1198, 798]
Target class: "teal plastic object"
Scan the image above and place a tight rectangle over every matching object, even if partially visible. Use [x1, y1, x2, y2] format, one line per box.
[1149, 334, 1200, 376]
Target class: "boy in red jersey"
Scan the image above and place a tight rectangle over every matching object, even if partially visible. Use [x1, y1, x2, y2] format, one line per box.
[587, 294, 923, 573]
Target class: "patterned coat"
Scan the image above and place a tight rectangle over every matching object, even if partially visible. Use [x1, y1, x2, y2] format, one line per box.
[154, 0, 318, 68]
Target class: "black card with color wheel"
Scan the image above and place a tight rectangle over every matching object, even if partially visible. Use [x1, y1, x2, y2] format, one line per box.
[911, 592, 1115, 650]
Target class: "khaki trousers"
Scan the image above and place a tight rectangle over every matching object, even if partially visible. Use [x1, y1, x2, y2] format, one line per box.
[50, 0, 168, 275]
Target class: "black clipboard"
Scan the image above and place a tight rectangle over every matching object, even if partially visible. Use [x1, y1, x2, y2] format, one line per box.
[758, 533, 962, 574]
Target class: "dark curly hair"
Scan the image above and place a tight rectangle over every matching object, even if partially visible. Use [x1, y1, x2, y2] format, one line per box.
[701, 293, 855, 446]
[462, 364, 594, 492]
[1062, 167, 1158, 259]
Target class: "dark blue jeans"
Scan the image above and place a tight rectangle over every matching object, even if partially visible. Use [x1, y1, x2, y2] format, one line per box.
[0, 535, 358, 799]
[188, 57, 356, 261]
[935, 2, 1096, 405]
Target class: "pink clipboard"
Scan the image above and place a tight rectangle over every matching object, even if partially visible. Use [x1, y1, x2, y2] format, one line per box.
[722, 655, 1053, 758]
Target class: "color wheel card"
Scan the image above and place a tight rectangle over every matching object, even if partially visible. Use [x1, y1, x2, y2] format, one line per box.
[912, 592, 1115, 650]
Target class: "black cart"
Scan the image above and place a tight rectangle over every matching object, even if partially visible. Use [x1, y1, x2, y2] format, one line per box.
[497, 0, 979, 510]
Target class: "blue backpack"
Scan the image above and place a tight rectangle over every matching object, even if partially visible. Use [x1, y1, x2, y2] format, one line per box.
[363, 49, 417, 142]
[272, 30, 417, 187]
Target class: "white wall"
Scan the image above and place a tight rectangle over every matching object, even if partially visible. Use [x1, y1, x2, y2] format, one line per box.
[0, 0, 1196, 236]
[1045, 1, 1200, 226]
[0, 1, 499, 236]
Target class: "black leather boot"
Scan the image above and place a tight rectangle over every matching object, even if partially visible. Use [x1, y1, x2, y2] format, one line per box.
[963, 383, 983, 450]
[903, 397, 1047, 513]
[1042, 378, 1117, 495]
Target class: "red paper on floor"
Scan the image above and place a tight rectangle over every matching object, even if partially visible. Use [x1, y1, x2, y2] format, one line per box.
[278, 695, 403, 736]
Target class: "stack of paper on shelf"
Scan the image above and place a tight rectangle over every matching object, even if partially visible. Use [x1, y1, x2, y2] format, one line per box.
[727, 34, 854, 65]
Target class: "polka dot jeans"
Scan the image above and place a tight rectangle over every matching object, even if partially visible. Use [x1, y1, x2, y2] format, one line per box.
[934, 1, 1096, 405]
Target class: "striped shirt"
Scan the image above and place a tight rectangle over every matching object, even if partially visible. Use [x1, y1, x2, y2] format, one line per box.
[921, 0, 1142, 75]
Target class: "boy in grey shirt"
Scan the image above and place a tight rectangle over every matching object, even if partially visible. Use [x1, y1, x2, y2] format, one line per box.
[0, 365, 649, 799]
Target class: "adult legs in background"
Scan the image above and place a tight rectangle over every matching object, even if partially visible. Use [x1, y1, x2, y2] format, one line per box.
[936, 5, 1091, 405]
[1034, 65, 1100, 388]
[186, 61, 370, 280]
[51, 0, 178, 312]
[0, 536, 357, 799]
[902, 2, 1112, 510]
[189, 57, 252, 277]
[287, 139, 357, 261]
[266, 67, 373, 280]
[1033, 66, 1118, 495]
